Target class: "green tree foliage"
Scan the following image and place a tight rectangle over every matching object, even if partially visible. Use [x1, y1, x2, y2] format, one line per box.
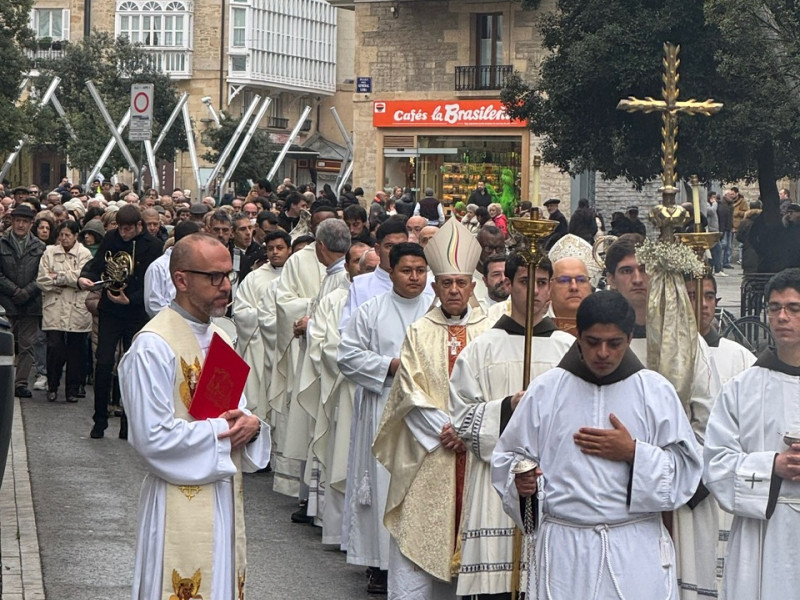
[503, 0, 800, 210]
[28, 32, 187, 175]
[0, 0, 36, 154]
[201, 111, 278, 195]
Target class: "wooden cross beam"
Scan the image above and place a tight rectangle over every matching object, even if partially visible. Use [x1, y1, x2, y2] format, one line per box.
[617, 43, 723, 206]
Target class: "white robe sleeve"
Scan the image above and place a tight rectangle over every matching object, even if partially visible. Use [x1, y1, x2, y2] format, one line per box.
[689, 337, 720, 443]
[404, 407, 448, 452]
[121, 333, 239, 486]
[704, 376, 779, 520]
[337, 306, 392, 394]
[233, 274, 260, 351]
[450, 347, 505, 462]
[144, 260, 173, 318]
[491, 384, 542, 529]
[628, 374, 703, 513]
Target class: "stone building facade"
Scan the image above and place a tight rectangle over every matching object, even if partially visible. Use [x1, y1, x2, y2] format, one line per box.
[332, 0, 572, 213]
[20, 0, 355, 195]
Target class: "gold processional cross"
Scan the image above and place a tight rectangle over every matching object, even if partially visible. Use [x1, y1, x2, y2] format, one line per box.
[617, 42, 723, 241]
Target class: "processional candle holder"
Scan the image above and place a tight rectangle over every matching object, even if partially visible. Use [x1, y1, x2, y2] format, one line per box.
[508, 209, 555, 600]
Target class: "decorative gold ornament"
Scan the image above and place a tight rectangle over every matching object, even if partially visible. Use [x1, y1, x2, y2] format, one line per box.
[178, 485, 202, 501]
[170, 568, 203, 600]
[617, 42, 723, 241]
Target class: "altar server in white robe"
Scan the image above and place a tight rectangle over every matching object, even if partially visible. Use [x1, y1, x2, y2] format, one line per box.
[308, 242, 371, 540]
[338, 242, 434, 591]
[686, 275, 756, 384]
[122, 234, 270, 600]
[287, 219, 352, 514]
[339, 216, 409, 331]
[233, 230, 291, 417]
[686, 274, 756, 588]
[705, 268, 800, 600]
[493, 290, 702, 600]
[269, 206, 336, 499]
[144, 220, 201, 317]
[450, 253, 573, 597]
[605, 234, 719, 600]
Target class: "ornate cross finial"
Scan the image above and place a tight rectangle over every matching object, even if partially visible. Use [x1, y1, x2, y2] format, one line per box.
[617, 43, 723, 240]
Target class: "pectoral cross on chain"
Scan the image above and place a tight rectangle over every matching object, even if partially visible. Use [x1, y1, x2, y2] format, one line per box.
[745, 473, 763, 489]
[447, 335, 462, 356]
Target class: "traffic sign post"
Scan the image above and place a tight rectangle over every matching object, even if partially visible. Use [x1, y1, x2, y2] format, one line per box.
[129, 84, 154, 142]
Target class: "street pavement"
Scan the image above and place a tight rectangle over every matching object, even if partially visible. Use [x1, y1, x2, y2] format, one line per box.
[1, 263, 748, 599]
[15, 390, 373, 599]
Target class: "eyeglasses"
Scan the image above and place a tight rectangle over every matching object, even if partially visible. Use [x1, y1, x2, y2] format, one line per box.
[553, 275, 590, 286]
[767, 302, 800, 317]
[182, 270, 237, 286]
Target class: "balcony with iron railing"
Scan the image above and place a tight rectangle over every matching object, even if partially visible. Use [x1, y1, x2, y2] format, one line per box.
[454, 65, 513, 91]
[144, 48, 193, 79]
[300, 119, 312, 132]
[267, 116, 289, 129]
[24, 47, 67, 67]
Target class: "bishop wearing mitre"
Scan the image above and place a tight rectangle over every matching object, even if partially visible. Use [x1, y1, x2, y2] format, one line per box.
[373, 218, 490, 599]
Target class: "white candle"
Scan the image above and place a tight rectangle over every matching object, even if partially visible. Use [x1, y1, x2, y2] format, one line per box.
[691, 175, 701, 229]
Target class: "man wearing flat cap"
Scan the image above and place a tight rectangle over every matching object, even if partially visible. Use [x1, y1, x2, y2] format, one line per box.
[0, 205, 46, 397]
[543, 198, 568, 249]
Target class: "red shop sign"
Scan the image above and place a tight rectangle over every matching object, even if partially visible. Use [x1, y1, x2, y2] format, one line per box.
[373, 99, 526, 128]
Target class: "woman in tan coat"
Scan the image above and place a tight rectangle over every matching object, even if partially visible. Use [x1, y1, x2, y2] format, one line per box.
[36, 221, 93, 402]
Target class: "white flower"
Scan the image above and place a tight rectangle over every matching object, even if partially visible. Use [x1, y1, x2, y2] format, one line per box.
[635, 238, 705, 278]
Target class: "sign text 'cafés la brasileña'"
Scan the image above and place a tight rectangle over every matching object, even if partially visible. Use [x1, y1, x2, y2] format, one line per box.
[373, 100, 527, 128]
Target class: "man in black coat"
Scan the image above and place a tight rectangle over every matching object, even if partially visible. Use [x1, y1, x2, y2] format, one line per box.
[0, 205, 46, 397]
[544, 198, 568, 249]
[78, 204, 163, 439]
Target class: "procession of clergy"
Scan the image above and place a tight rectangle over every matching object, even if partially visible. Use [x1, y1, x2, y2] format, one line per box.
[226, 206, 794, 600]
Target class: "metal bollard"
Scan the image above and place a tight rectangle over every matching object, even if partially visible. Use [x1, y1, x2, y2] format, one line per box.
[0, 307, 14, 487]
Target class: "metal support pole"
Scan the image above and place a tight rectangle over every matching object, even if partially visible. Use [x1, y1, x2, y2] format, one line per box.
[266, 105, 312, 182]
[87, 110, 131, 188]
[153, 93, 188, 154]
[336, 160, 354, 198]
[49, 96, 77, 141]
[330, 106, 353, 155]
[182, 102, 202, 195]
[137, 92, 188, 190]
[144, 140, 159, 191]
[218, 97, 271, 196]
[85, 80, 139, 176]
[202, 95, 261, 195]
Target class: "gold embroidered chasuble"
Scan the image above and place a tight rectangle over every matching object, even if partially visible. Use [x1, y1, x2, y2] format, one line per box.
[138, 307, 248, 600]
[373, 307, 489, 582]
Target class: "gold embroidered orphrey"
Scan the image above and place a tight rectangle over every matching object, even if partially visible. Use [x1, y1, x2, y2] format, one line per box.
[170, 568, 203, 600]
[136, 307, 248, 600]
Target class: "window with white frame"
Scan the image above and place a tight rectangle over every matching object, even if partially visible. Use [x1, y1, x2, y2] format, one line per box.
[117, 0, 191, 47]
[32, 8, 70, 40]
[231, 8, 246, 48]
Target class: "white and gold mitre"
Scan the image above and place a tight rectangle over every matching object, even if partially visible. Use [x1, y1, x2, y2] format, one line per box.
[424, 218, 482, 276]
[547, 233, 602, 287]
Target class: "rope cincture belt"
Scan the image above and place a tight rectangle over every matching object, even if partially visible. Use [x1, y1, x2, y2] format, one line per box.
[539, 513, 670, 600]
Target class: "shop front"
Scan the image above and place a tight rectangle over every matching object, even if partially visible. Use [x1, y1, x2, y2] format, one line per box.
[373, 99, 528, 210]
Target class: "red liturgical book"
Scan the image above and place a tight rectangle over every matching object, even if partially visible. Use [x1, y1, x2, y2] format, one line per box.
[189, 333, 250, 420]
